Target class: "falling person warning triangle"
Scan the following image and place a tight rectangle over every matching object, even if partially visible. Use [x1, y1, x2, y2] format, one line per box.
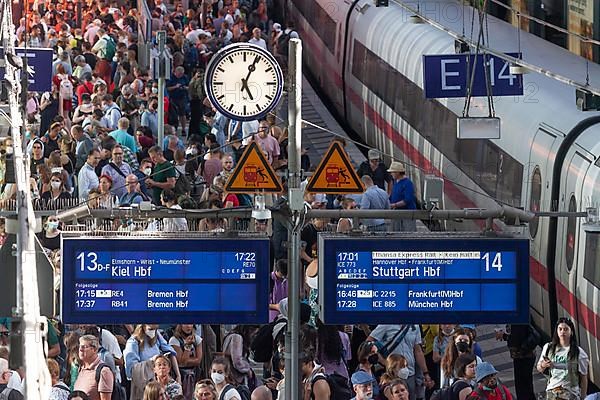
[306, 142, 365, 194]
[225, 142, 283, 193]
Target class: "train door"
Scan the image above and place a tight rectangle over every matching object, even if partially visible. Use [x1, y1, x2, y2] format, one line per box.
[527, 127, 562, 333]
[555, 148, 593, 327]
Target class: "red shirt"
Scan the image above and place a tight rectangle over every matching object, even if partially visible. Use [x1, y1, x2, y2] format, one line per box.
[470, 385, 513, 400]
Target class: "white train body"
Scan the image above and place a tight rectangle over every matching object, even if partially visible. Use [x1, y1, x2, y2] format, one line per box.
[287, 0, 600, 384]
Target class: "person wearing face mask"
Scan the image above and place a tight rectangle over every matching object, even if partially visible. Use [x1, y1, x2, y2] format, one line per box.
[141, 97, 159, 137]
[123, 324, 180, 386]
[210, 357, 241, 400]
[37, 216, 61, 251]
[469, 363, 512, 400]
[356, 341, 383, 398]
[379, 354, 410, 399]
[440, 329, 482, 388]
[41, 172, 71, 208]
[133, 158, 154, 201]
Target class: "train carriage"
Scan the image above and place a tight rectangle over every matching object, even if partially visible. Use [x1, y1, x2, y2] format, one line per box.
[287, 0, 600, 384]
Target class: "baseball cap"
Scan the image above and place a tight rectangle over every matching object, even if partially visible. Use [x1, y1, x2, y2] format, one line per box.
[273, 23, 282, 32]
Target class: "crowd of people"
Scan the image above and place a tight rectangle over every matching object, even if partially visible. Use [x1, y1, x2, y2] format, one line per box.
[0, 0, 597, 399]
[0, 318, 595, 400]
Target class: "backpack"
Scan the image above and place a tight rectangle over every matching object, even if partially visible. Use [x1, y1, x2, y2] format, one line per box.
[219, 383, 250, 400]
[173, 168, 192, 196]
[236, 193, 253, 207]
[95, 362, 127, 400]
[431, 380, 469, 400]
[104, 105, 122, 122]
[0, 388, 14, 400]
[59, 76, 73, 100]
[277, 31, 292, 58]
[250, 319, 278, 363]
[103, 36, 117, 60]
[183, 40, 199, 69]
[311, 372, 352, 400]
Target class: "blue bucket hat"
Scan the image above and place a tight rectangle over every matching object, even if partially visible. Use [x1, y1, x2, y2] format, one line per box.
[475, 362, 498, 383]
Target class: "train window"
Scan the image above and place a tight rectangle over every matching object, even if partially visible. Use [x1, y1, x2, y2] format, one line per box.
[350, 40, 523, 203]
[583, 233, 600, 288]
[529, 167, 542, 238]
[295, 0, 336, 52]
[565, 195, 577, 272]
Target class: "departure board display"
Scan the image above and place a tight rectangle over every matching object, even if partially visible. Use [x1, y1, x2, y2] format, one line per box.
[319, 236, 529, 324]
[61, 237, 270, 324]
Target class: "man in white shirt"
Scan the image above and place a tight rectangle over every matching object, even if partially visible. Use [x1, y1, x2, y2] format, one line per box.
[248, 28, 268, 51]
[84, 19, 102, 45]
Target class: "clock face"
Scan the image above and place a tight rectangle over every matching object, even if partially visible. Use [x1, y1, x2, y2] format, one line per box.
[205, 43, 284, 121]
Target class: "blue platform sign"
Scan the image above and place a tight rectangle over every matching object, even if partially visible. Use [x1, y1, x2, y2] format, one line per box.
[61, 237, 270, 324]
[319, 236, 529, 324]
[423, 53, 523, 98]
[0, 47, 53, 92]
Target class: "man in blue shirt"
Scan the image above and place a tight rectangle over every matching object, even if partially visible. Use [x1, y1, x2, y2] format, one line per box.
[167, 66, 190, 134]
[389, 161, 417, 232]
[141, 98, 159, 137]
[360, 174, 390, 231]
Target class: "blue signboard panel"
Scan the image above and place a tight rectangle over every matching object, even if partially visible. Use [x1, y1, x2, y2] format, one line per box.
[423, 53, 523, 98]
[319, 236, 529, 324]
[0, 47, 53, 92]
[61, 237, 270, 324]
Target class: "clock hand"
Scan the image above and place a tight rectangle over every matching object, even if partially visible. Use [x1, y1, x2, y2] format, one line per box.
[241, 78, 254, 100]
[243, 55, 261, 85]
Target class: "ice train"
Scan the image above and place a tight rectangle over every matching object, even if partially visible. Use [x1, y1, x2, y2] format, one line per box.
[287, 0, 600, 385]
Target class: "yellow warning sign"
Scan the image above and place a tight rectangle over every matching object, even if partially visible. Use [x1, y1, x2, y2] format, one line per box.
[306, 142, 365, 194]
[225, 142, 283, 193]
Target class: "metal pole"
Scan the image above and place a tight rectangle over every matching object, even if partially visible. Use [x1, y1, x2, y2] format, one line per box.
[2, 2, 51, 397]
[157, 31, 166, 145]
[285, 38, 302, 400]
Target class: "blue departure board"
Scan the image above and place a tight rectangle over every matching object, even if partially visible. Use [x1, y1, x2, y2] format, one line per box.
[61, 237, 270, 324]
[319, 236, 529, 324]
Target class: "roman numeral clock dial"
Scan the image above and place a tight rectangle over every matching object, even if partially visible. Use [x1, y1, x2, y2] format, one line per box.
[205, 43, 284, 121]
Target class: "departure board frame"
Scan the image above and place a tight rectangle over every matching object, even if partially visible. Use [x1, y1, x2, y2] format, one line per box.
[61, 237, 270, 324]
[319, 235, 530, 324]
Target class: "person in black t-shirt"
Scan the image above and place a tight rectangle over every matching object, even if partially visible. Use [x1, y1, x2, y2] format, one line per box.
[356, 149, 393, 194]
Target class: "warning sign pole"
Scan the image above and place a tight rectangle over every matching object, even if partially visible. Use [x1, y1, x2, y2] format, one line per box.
[286, 38, 303, 400]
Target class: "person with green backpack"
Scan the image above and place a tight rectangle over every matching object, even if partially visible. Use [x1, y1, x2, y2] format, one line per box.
[91, 28, 116, 87]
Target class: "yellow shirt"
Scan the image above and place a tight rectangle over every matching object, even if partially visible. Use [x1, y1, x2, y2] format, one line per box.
[421, 324, 439, 355]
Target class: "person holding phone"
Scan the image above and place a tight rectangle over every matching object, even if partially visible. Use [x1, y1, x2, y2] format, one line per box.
[537, 318, 589, 400]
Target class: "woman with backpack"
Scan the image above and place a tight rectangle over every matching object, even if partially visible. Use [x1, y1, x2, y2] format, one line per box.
[449, 354, 476, 400]
[53, 63, 74, 129]
[222, 326, 258, 391]
[315, 320, 351, 381]
[169, 325, 203, 400]
[210, 357, 241, 400]
[536, 318, 589, 400]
